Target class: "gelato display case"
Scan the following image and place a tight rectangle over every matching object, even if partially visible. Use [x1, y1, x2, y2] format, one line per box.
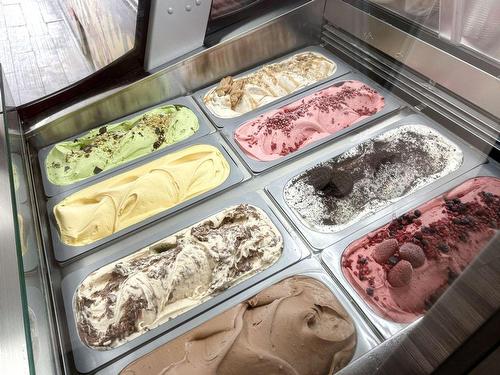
[1, 0, 499, 374]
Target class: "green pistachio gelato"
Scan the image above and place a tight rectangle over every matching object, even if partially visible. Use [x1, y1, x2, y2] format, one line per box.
[46, 105, 199, 186]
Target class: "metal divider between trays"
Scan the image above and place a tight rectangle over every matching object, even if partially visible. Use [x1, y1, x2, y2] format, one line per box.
[46, 133, 246, 263]
[192, 45, 352, 128]
[219, 71, 404, 174]
[38, 96, 215, 198]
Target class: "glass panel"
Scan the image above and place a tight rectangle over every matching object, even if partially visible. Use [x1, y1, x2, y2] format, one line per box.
[1, 68, 59, 374]
[0, 0, 142, 105]
[210, 0, 263, 20]
[59, 0, 138, 70]
[367, 0, 500, 64]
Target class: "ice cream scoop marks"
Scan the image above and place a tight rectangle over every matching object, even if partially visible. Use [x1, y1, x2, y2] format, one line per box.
[74, 204, 284, 349]
[234, 80, 386, 162]
[54, 145, 230, 247]
[118, 276, 357, 375]
[46, 105, 200, 186]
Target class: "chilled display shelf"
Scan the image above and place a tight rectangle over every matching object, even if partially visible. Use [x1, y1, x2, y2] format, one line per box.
[266, 112, 487, 250]
[97, 258, 381, 374]
[27, 48, 498, 372]
[2, 0, 499, 372]
[193, 45, 351, 128]
[61, 192, 308, 373]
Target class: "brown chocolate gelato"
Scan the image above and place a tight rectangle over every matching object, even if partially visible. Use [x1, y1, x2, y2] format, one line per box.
[120, 276, 357, 375]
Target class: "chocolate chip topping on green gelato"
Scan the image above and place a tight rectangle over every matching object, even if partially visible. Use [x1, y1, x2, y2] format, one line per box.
[46, 105, 199, 186]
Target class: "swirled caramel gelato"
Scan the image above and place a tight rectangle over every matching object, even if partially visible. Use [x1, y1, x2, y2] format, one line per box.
[75, 204, 283, 349]
[203, 52, 336, 118]
[119, 276, 357, 374]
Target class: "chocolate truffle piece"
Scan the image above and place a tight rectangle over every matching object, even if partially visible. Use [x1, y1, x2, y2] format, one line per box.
[372, 239, 398, 264]
[399, 243, 425, 268]
[307, 166, 332, 191]
[387, 260, 413, 287]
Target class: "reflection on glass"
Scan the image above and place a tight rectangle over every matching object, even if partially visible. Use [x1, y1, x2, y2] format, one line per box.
[369, 0, 439, 31]
[4, 72, 57, 374]
[25, 284, 57, 375]
[59, 0, 139, 70]
[369, 0, 500, 63]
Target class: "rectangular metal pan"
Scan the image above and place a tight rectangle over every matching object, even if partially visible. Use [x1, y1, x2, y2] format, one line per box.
[321, 162, 500, 339]
[47, 133, 246, 263]
[60, 191, 310, 374]
[96, 257, 382, 375]
[193, 45, 352, 128]
[220, 71, 403, 174]
[266, 111, 488, 250]
[38, 96, 215, 198]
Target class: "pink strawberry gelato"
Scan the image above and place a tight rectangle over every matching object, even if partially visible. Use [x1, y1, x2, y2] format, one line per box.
[341, 176, 500, 323]
[234, 80, 385, 161]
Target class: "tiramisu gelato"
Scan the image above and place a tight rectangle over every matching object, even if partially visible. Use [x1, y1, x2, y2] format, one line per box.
[54, 144, 230, 246]
[284, 125, 463, 233]
[46, 105, 199, 186]
[235, 80, 385, 161]
[119, 276, 357, 374]
[342, 176, 500, 323]
[203, 52, 336, 118]
[75, 204, 283, 349]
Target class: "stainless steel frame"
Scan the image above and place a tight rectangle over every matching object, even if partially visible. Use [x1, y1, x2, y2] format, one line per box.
[1, 0, 499, 373]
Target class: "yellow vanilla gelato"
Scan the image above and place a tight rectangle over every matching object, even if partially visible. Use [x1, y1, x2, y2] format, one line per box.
[54, 144, 230, 246]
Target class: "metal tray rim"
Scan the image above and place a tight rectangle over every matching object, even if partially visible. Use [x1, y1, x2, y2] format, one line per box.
[266, 111, 488, 250]
[220, 71, 404, 174]
[38, 96, 215, 198]
[192, 45, 352, 128]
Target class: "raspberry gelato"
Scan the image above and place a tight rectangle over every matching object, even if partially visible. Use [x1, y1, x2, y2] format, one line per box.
[341, 176, 500, 323]
[234, 80, 385, 161]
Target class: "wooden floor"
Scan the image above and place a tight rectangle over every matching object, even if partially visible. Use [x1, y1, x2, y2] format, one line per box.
[0, 0, 94, 105]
